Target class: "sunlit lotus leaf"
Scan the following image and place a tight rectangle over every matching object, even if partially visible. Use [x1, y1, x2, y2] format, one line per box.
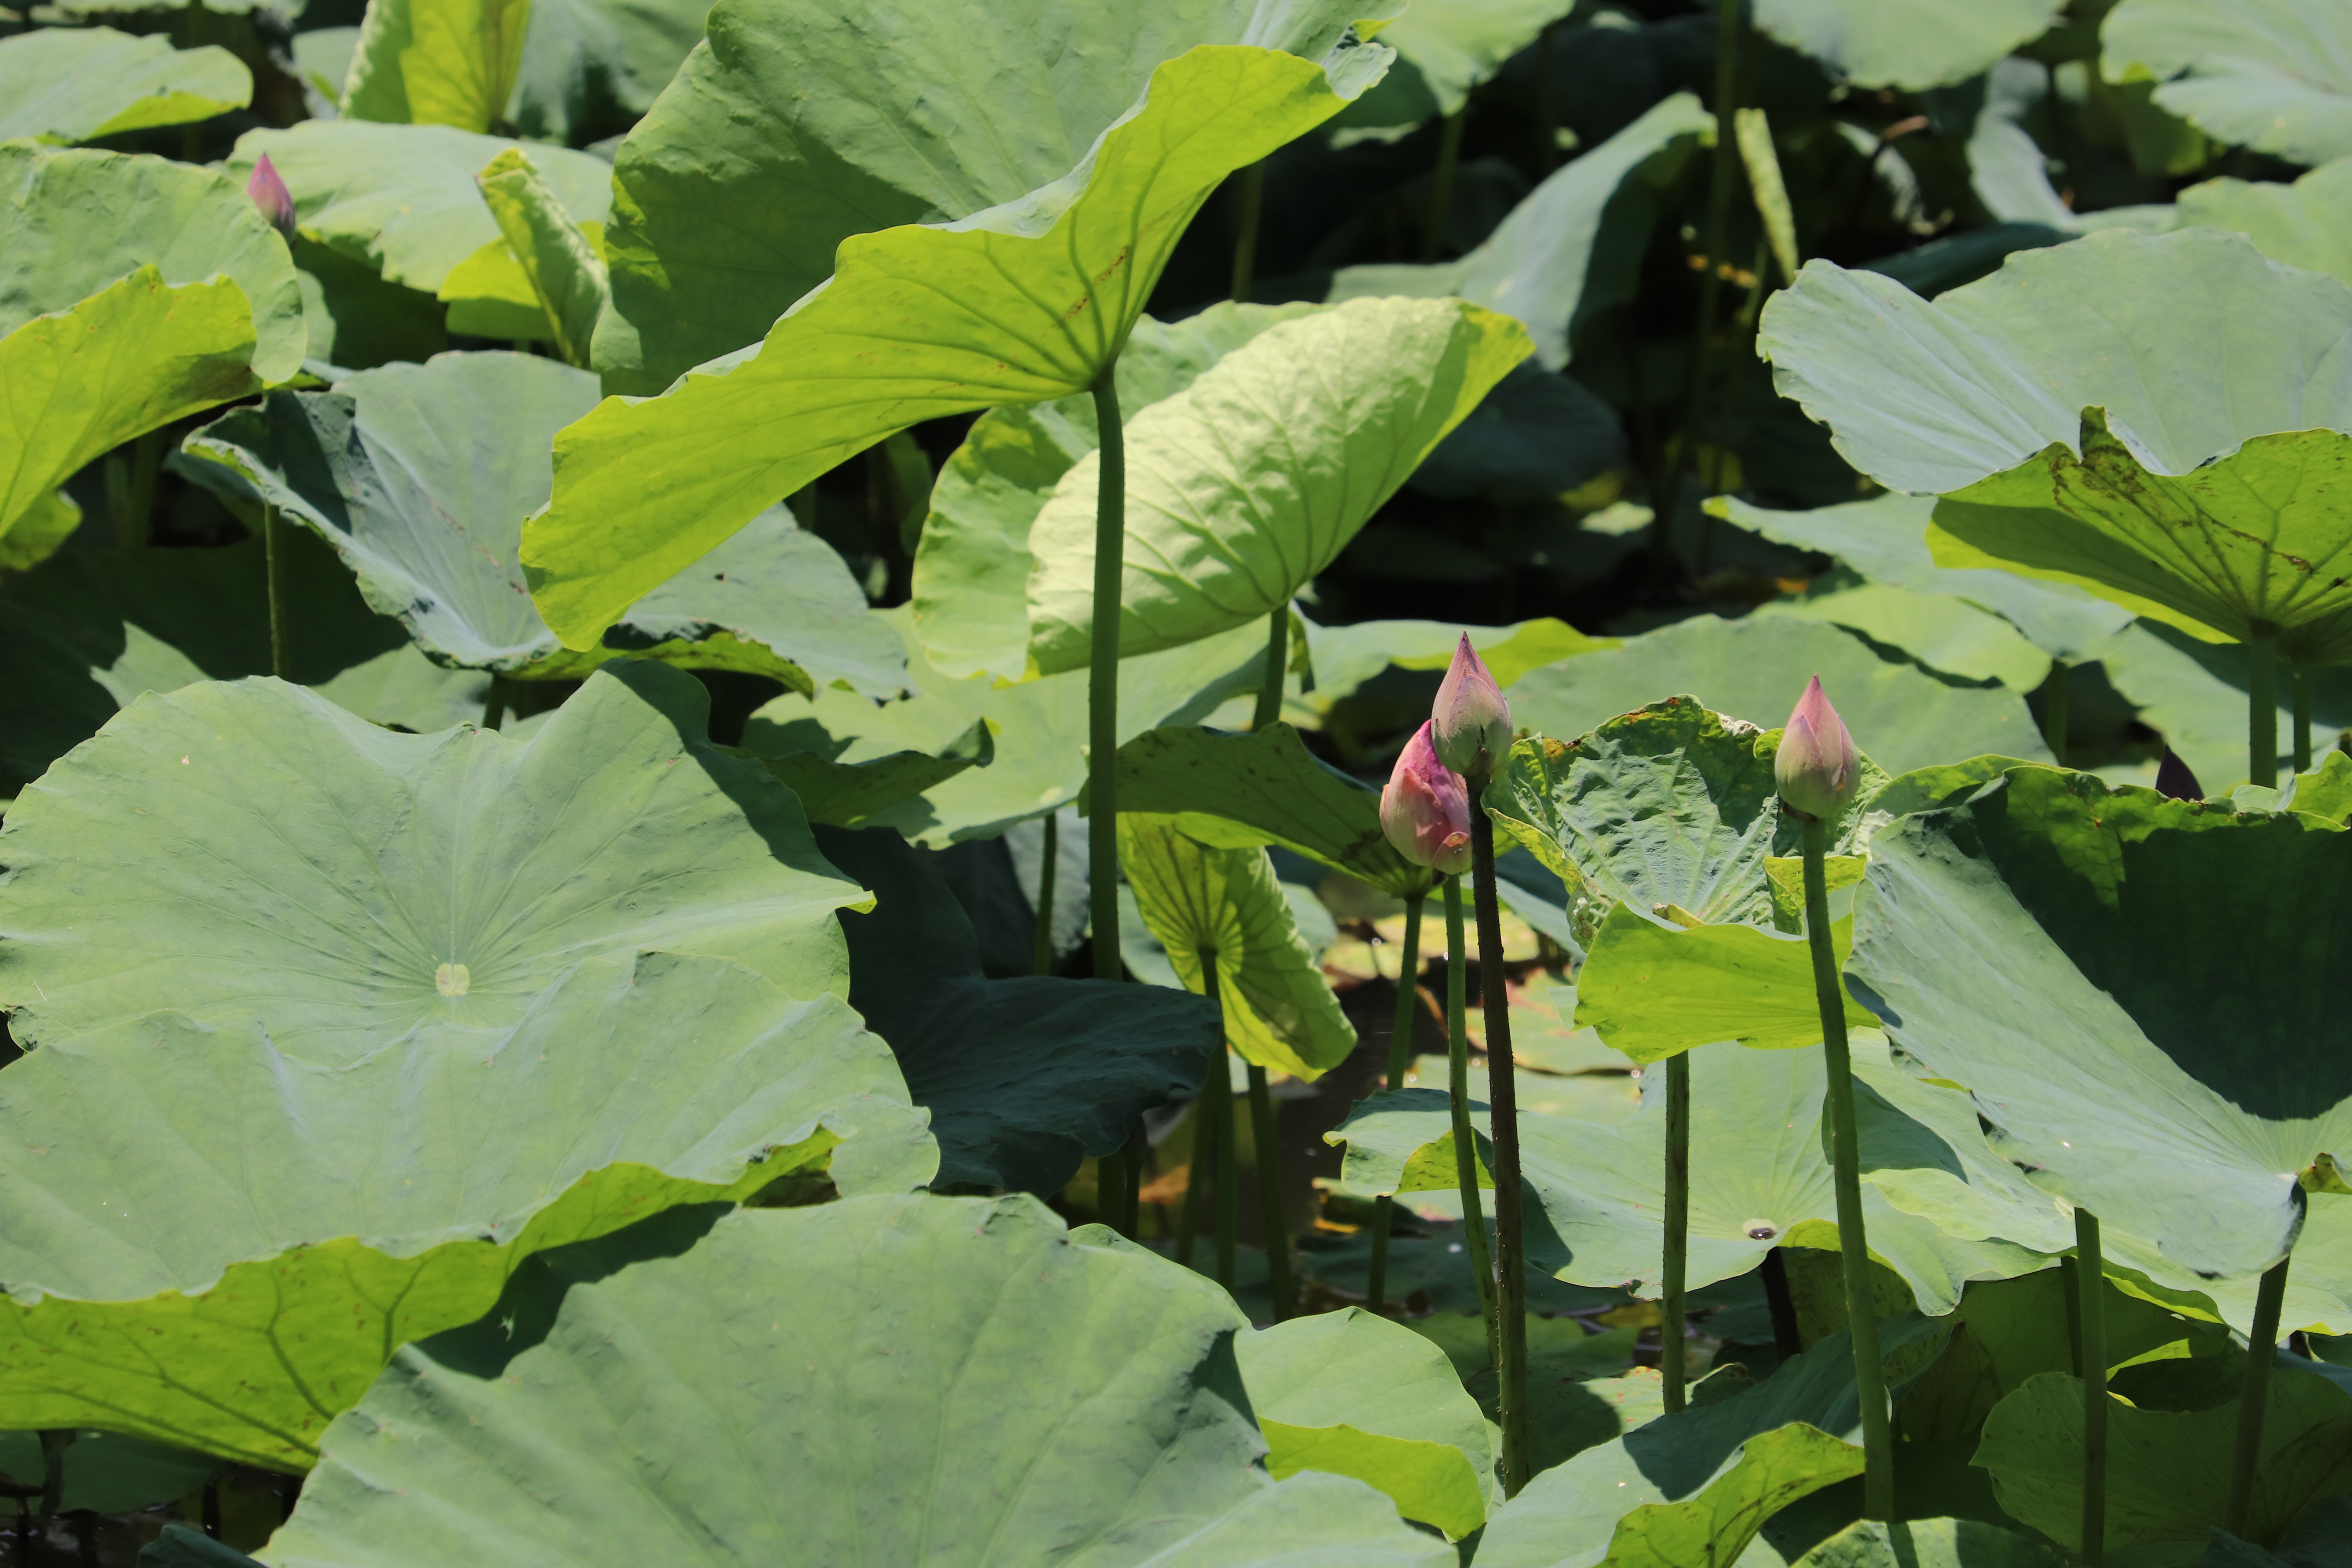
[2104, 0, 2352, 168]
[0, 27, 251, 144]
[1753, 0, 2062, 91]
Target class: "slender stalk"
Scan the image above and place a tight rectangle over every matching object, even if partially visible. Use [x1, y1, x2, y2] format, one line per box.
[1762, 1247, 1803, 1360]
[106, 429, 164, 548]
[2062, 1254, 2082, 1375]
[1444, 876, 1498, 1341]
[1089, 366, 1127, 982]
[1230, 162, 1266, 302]
[1248, 1063, 1293, 1320]
[1367, 890, 1428, 1312]
[480, 677, 509, 733]
[1124, 1123, 1147, 1237]
[1469, 804, 1530, 1497]
[2078, 1210, 2108, 1566]
[1803, 814, 1893, 1519]
[1182, 946, 1225, 1272]
[2249, 628, 2278, 790]
[2043, 657, 2069, 768]
[1214, 1040, 1238, 1291]
[1534, 23, 1561, 171]
[1662, 1051, 1692, 1414]
[1253, 607, 1287, 731]
[2294, 662, 2313, 775]
[262, 503, 290, 681]
[1420, 110, 1466, 263]
[1031, 813, 1060, 975]
[2225, 1256, 2292, 1535]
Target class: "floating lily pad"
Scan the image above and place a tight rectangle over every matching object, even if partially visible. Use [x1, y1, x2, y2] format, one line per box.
[0, 27, 251, 144]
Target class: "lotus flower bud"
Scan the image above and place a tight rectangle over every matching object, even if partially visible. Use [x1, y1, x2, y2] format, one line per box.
[1775, 675, 1858, 820]
[246, 154, 298, 243]
[1381, 721, 1473, 876]
[1432, 633, 1511, 779]
[2154, 747, 2203, 801]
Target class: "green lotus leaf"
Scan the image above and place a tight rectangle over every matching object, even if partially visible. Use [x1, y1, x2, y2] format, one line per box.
[1234, 1307, 1495, 1539]
[0, 1428, 215, 1515]
[2236, 751, 2352, 823]
[0, 143, 303, 383]
[1599, 1423, 1865, 1568]
[2094, 621, 2352, 789]
[143, 1524, 258, 1568]
[1712, 494, 2134, 663]
[911, 301, 1319, 681]
[1791, 1518, 2063, 1567]
[1407, 361, 1628, 501]
[1976, 1368, 2352, 1557]
[2174, 161, 2352, 291]
[474, 148, 607, 366]
[0, 949, 931, 1469]
[813, 824, 1218, 1193]
[1336, 0, 1576, 130]
[1760, 230, 2352, 660]
[2205, 1499, 2352, 1568]
[1323, 93, 1713, 370]
[292, 236, 450, 375]
[1573, 906, 1878, 1067]
[1112, 722, 1425, 899]
[1751, 0, 2061, 90]
[226, 121, 611, 295]
[1120, 814, 1356, 1080]
[745, 720, 992, 831]
[1846, 765, 2352, 1280]
[504, 0, 709, 147]
[529, 34, 1397, 650]
[742, 609, 1270, 846]
[0, 663, 871, 1060]
[184, 351, 902, 692]
[1506, 616, 2054, 776]
[0, 271, 261, 571]
[263, 1195, 1454, 1566]
[1024, 296, 1527, 674]
[2104, 0, 2352, 169]
[0, 27, 251, 144]
[341, 0, 532, 133]
[1758, 582, 2052, 691]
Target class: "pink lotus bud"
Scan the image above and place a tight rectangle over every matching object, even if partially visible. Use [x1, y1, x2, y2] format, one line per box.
[246, 154, 298, 243]
[1432, 633, 1512, 779]
[1381, 721, 1473, 876]
[1775, 675, 1859, 819]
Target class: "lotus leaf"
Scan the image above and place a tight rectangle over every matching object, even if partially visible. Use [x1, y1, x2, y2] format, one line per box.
[1846, 765, 2352, 1280]
[473, 149, 606, 366]
[2096, 621, 2352, 789]
[0, 1428, 216, 1515]
[2104, 0, 2352, 169]
[0, 950, 932, 1469]
[340, 0, 532, 133]
[1791, 1519, 2062, 1567]
[503, 0, 709, 146]
[2176, 162, 2352, 290]
[1758, 583, 2052, 691]
[262, 1195, 1454, 1566]
[1406, 361, 1628, 501]
[1573, 907, 1878, 1067]
[0, 663, 871, 1060]
[292, 237, 451, 374]
[1752, 0, 2062, 91]
[1337, 0, 1577, 130]
[747, 722, 992, 831]
[0, 28, 251, 144]
[1598, 1423, 1865, 1568]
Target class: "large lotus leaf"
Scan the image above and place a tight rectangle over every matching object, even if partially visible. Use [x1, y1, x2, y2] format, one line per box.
[1324, 93, 1712, 370]
[474, 149, 607, 367]
[1714, 493, 2134, 662]
[341, 0, 532, 133]
[1751, 0, 2061, 91]
[262, 1194, 1453, 1567]
[2175, 162, 2352, 291]
[911, 301, 1320, 682]
[2095, 620, 2352, 791]
[225, 121, 612, 295]
[593, 0, 1396, 396]
[0, 1428, 216, 1515]
[0, 28, 251, 144]
[1337, 0, 1576, 129]
[0, 663, 870, 1060]
[530, 40, 1395, 650]
[0, 271, 260, 567]
[1299, 611, 1617, 715]
[1120, 815, 1356, 1080]
[1791, 1519, 2063, 1567]
[742, 609, 1269, 846]
[1506, 616, 2054, 777]
[505, 0, 708, 146]
[1846, 765, 2352, 1280]
[1234, 1307, 1495, 1539]
[2104, 0, 2352, 169]
[1757, 583, 2052, 692]
[1597, 1424, 1865, 1568]
[1112, 723, 1424, 899]
[813, 824, 1216, 1193]
[292, 236, 451, 376]
[1976, 1368, 2352, 1557]
[0, 143, 303, 383]
[0, 949, 933, 1469]
[184, 352, 901, 692]
[746, 722, 993, 831]
[1572, 906, 1878, 1067]
[1025, 297, 1527, 674]
[1406, 360, 1628, 501]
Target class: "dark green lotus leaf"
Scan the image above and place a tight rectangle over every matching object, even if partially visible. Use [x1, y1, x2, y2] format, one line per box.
[1847, 766, 2352, 1281]
[1406, 361, 1628, 501]
[1506, 616, 2053, 777]
[0, 1428, 215, 1515]
[2096, 621, 2352, 791]
[290, 236, 449, 376]
[263, 1195, 1454, 1566]
[2104, 0, 2352, 168]
[2203, 1495, 2352, 1568]
[0, 27, 251, 144]
[1752, 0, 2061, 90]
[1791, 1518, 2063, 1567]
[185, 351, 903, 693]
[0, 663, 870, 1060]
[746, 720, 992, 830]
[1597, 1423, 1865, 1568]
[814, 824, 1217, 1192]
[0, 950, 931, 1469]
[1334, 0, 1575, 131]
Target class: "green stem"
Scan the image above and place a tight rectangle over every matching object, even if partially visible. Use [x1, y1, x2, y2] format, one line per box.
[1181, 946, 1222, 1272]
[2062, 1254, 2082, 1376]
[263, 503, 290, 681]
[2226, 1256, 2291, 1536]
[1213, 1040, 1238, 1292]
[1123, 1123, 1146, 1238]
[106, 428, 164, 548]
[1031, 813, 1060, 976]
[2078, 1210, 2107, 1566]
[1469, 802, 1530, 1497]
[2043, 657, 2069, 769]
[1420, 110, 1466, 263]
[1253, 606, 1287, 731]
[1089, 365, 1126, 982]
[1534, 23, 1561, 170]
[1662, 1050, 1691, 1414]
[1368, 890, 1428, 1314]
[481, 677, 509, 733]
[1444, 875, 1498, 1347]
[1762, 1248, 1802, 1360]
[2249, 628, 2278, 790]
[1803, 814, 1893, 1519]
[1230, 162, 1265, 302]
[791, 483, 818, 531]
[1249, 1063, 1293, 1321]
[2294, 662, 2313, 775]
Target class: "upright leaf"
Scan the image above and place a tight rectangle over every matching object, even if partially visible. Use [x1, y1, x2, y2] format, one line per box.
[475, 147, 607, 366]
[342, 0, 534, 132]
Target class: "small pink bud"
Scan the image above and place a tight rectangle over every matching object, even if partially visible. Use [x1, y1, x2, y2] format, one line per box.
[246, 154, 298, 243]
[1381, 721, 1473, 876]
[1776, 675, 1859, 819]
[1432, 633, 1512, 779]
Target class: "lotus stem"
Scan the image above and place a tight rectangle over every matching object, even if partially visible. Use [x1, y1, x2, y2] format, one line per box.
[1762, 1247, 1802, 1359]
[2078, 1210, 2107, 1566]
[481, 677, 508, 733]
[1230, 161, 1265, 303]
[1469, 802, 1530, 1496]
[1368, 889, 1428, 1313]
[2249, 627, 2278, 790]
[1662, 1049, 1691, 1414]
[263, 502, 290, 681]
[1444, 875, 1499, 1351]
[1248, 1062, 1293, 1321]
[1420, 109, 1465, 263]
[1802, 813, 1894, 1519]
[2294, 662, 2313, 774]
[2226, 1255, 2292, 1535]
[1253, 607, 1287, 731]
[1031, 813, 1059, 975]
[105, 428, 163, 548]
[2043, 657, 2068, 768]
[1177, 941, 1216, 1270]
[1087, 363, 1126, 983]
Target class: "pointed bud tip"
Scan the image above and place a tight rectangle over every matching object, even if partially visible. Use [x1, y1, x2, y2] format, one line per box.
[1776, 673, 1859, 819]
[1431, 634, 1512, 779]
[245, 154, 298, 243]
